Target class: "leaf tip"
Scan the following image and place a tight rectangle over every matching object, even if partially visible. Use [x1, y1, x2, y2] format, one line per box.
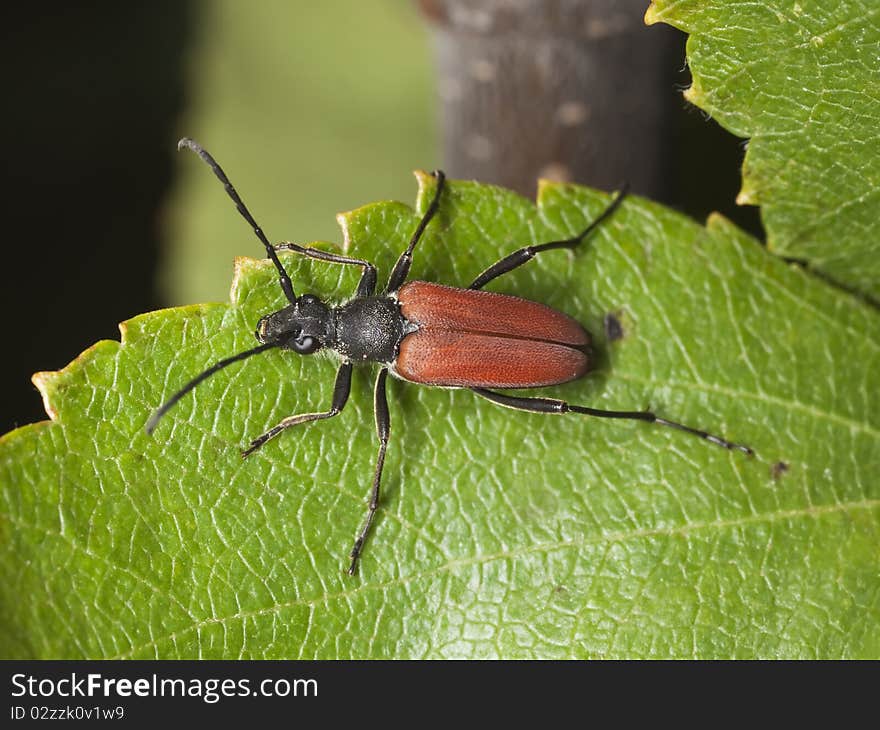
[683, 82, 704, 107]
[536, 178, 559, 206]
[335, 210, 353, 254]
[31, 370, 60, 421]
[231, 255, 263, 303]
[29, 339, 121, 426]
[643, 2, 663, 26]
[414, 168, 434, 186]
[414, 169, 442, 214]
[118, 320, 131, 345]
[736, 185, 758, 207]
[705, 211, 729, 231]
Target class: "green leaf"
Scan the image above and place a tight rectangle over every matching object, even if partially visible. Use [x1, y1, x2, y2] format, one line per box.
[2, 174, 878, 658]
[646, 0, 880, 301]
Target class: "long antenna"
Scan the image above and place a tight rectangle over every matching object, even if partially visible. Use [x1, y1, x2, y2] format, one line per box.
[178, 138, 297, 303]
[146, 341, 279, 434]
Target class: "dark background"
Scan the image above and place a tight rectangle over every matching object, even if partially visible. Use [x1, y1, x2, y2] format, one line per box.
[1, 1, 759, 436]
[3, 3, 190, 433]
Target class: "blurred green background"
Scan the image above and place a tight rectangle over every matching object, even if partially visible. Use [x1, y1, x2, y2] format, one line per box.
[168, 1, 435, 304]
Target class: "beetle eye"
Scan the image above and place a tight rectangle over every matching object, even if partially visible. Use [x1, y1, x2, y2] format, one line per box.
[292, 335, 320, 354]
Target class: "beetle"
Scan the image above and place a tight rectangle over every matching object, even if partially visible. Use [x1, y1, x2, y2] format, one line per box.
[148, 138, 752, 575]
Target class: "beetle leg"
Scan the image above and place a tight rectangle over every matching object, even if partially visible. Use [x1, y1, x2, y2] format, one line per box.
[385, 171, 447, 293]
[348, 368, 390, 575]
[274, 242, 377, 297]
[471, 387, 753, 455]
[469, 184, 629, 290]
[241, 361, 352, 458]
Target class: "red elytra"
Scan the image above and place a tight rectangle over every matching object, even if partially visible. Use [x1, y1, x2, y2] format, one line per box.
[395, 281, 590, 388]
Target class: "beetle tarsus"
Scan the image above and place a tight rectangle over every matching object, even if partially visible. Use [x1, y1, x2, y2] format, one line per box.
[654, 417, 754, 455]
[241, 440, 263, 459]
[348, 541, 363, 575]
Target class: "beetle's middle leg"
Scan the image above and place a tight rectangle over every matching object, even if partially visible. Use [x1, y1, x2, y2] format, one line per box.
[468, 184, 629, 291]
[348, 368, 390, 575]
[385, 170, 447, 293]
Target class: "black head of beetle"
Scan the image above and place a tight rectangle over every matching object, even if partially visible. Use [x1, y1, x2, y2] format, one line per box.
[255, 294, 331, 355]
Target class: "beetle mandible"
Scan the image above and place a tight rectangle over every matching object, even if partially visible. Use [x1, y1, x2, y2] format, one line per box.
[147, 138, 752, 575]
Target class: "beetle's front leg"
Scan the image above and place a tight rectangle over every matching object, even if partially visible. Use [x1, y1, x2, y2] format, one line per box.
[274, 242, 377, 297]
[241, 361, 352, 457]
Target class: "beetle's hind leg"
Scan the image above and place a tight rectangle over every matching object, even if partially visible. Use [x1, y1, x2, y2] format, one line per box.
[471, 388, 753, 455]
[469, 184, 628, 291]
